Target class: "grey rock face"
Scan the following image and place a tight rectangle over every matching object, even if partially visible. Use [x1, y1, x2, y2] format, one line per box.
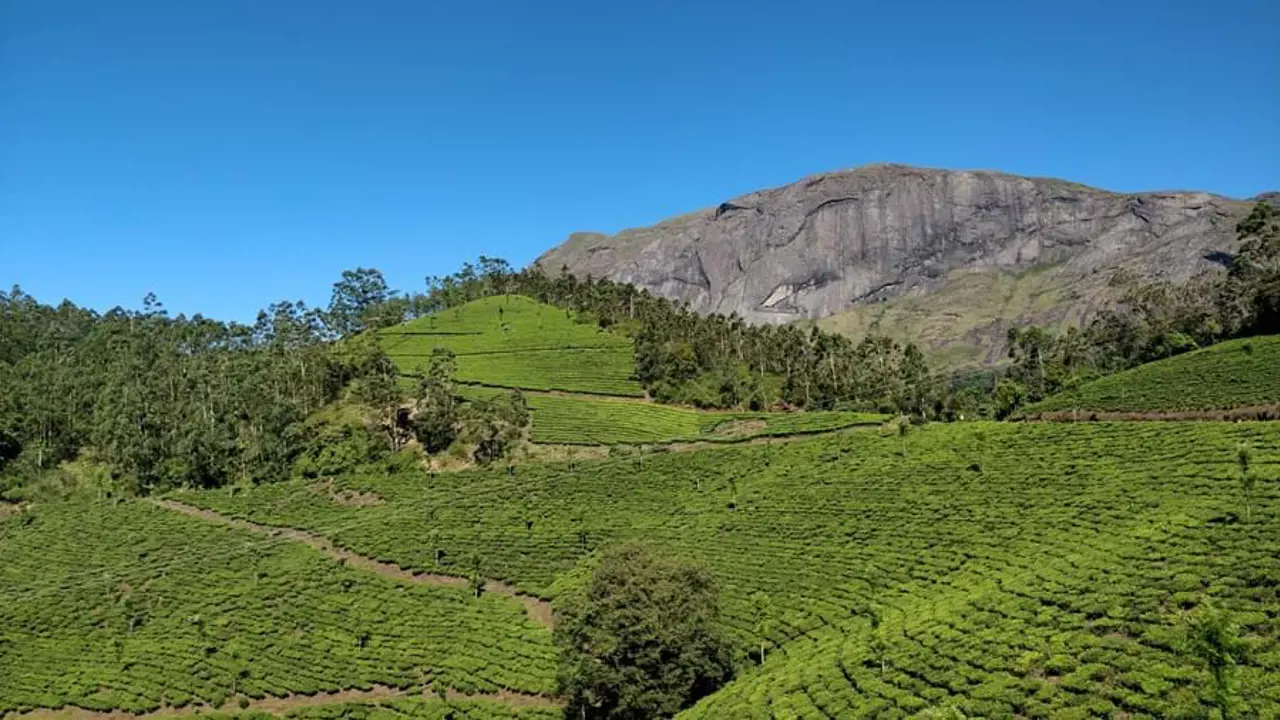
[536, 165, 1252, 362]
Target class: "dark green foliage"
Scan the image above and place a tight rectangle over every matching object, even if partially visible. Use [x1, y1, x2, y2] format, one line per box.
[459, 390, 530, 465]
[555, 543, 735, 719]
[412, 349, 460, 453]
[0, 289, 349, 494]
[292, 411, 386, 479]
[1183, 602, 1247, 718]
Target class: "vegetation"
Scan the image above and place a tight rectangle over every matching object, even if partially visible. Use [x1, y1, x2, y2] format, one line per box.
[458, 386, 883, 446]
[997, 200, 1280, 415]
[555, 543, 736, 719]
[178, 421, 1280, 717]
[380, 295, 644, 397]
[0, 501, 555, 714]
[0, 290, 346, 496]
[406, 262, 940, 413]
[1024, 334, 1280, 415]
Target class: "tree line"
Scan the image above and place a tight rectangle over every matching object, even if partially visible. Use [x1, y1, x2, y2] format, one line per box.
[993, 200, 1280, 416]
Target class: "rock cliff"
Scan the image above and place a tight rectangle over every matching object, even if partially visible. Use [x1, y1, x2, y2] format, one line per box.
[537, 165, 1254, 365]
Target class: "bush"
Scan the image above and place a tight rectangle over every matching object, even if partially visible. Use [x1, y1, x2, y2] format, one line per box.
[555, 542, 735, 719]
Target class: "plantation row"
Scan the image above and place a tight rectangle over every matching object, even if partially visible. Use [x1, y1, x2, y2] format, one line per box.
[194, 697, 560, 720]
[180, 422, 1280, 718]
[1026, 334, 1280, 414]
[380, 295, 645, 397]
[457, 386, 883, 445]
[0, 502, 555, 715]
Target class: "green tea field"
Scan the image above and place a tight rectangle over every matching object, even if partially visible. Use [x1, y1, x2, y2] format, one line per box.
[1025, 334, 1280, 416]
[379, 296, 644, 397]
[171, 421, 1280, 718]
[0, 501, 556, 716]
[458, 386, 884, 445]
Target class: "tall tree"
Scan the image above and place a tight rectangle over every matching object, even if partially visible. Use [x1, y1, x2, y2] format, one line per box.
[555, 542, 735, 719]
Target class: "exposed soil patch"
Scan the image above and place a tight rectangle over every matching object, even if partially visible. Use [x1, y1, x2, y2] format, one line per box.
[9, 685, 559, 720]
[150, 499, 554, 628]
[0, 501, 24, 519]
[1021, 404, 1280, 423]
[309, 479, 385, 507]
[709, 419, 768, 437]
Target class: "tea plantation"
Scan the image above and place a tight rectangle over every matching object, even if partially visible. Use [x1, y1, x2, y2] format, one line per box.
[1025, 334, 1280, 415]
[177, 421, 1280, 718]
[458, 385, 884, 445]
[379, 296, 644, 397]
[0, 501, 556, 716]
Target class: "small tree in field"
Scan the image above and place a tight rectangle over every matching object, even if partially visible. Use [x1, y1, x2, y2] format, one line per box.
[1237, 443, 1255, 523]
[555, 542, 735, 719]
[1183, 601, 1246, 719]
[468, 551, 485, 598]
[750, 591, 774, 663]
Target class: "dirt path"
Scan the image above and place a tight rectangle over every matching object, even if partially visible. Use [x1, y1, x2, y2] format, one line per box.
[7, 685, 560, 720]
[150, 500, 554, 628]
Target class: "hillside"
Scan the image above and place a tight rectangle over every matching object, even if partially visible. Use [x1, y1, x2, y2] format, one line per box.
[538, 164, 1254, 365]
[381, 295, 885, 447]
[1024, 335, 1280, 417]
[0, 501, 556, 715]
[167, 421, 1280, 717]
[379, 295, 644, 397]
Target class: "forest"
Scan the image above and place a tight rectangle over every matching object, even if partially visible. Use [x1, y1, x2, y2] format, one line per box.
[2, 200, 1274, 498]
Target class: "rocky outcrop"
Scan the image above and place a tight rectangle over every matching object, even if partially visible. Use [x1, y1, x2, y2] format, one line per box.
[537, 165, 1255, 364]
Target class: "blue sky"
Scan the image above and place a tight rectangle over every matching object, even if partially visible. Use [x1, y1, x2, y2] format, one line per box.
[3, 0, 1278, 321]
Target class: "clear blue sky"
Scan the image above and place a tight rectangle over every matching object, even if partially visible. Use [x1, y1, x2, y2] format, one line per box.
[3, 0, 1278, 321]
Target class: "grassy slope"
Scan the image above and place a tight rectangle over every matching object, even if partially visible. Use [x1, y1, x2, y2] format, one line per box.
[818, 266, 1083, 368]
[379, 295, 644, 396]
[459, 386, 884, 445]
[1027, 335, 1280, 414]
[0, 501, 555, 714]
[181, 422, 1280, 718]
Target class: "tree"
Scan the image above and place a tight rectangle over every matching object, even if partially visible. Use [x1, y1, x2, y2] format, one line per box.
[1183, 601, 1246, 719]
[327, 268, 392, 337]
[458, 390, 529, 465]
[350, 343, 404, 451]
[555, 542, 735, 719]
[468, 551, 485, 598]
[1237, 443, 1255, 523]
[412, 349, 459, 453]
[992, 379, 1026, 420]
[750, 591, 774, 663]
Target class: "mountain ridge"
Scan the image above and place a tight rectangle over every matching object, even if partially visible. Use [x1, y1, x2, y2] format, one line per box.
[536, 164, 1258, 365]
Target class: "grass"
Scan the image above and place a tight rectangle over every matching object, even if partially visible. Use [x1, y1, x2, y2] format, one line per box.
[1027, 335, 1280, 414]
[178, 421, 1280, 718]
[0, 501, 555, 715]
[459, 386, 885, 445]
[379, 295, 644, 397]
[818, 265, 1084, 368]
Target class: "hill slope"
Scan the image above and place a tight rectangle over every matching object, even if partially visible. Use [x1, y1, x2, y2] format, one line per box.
[1025, 335, 1280, 416]
[178, 421, 1280, 718]
[378, 295, 644, 396]
[538, 164, 1253, 365]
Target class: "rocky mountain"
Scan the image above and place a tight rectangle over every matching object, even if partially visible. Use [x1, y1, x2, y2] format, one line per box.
[536, 164, 1255, 366]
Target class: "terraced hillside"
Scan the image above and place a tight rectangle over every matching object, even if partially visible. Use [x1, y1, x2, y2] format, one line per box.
[379, 295, 644, 397]
[177, 421, 1280, 718]
[458, 386, 883, 445]
[1025, 335, 1280, 417]
[0, 501, 556, 716]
